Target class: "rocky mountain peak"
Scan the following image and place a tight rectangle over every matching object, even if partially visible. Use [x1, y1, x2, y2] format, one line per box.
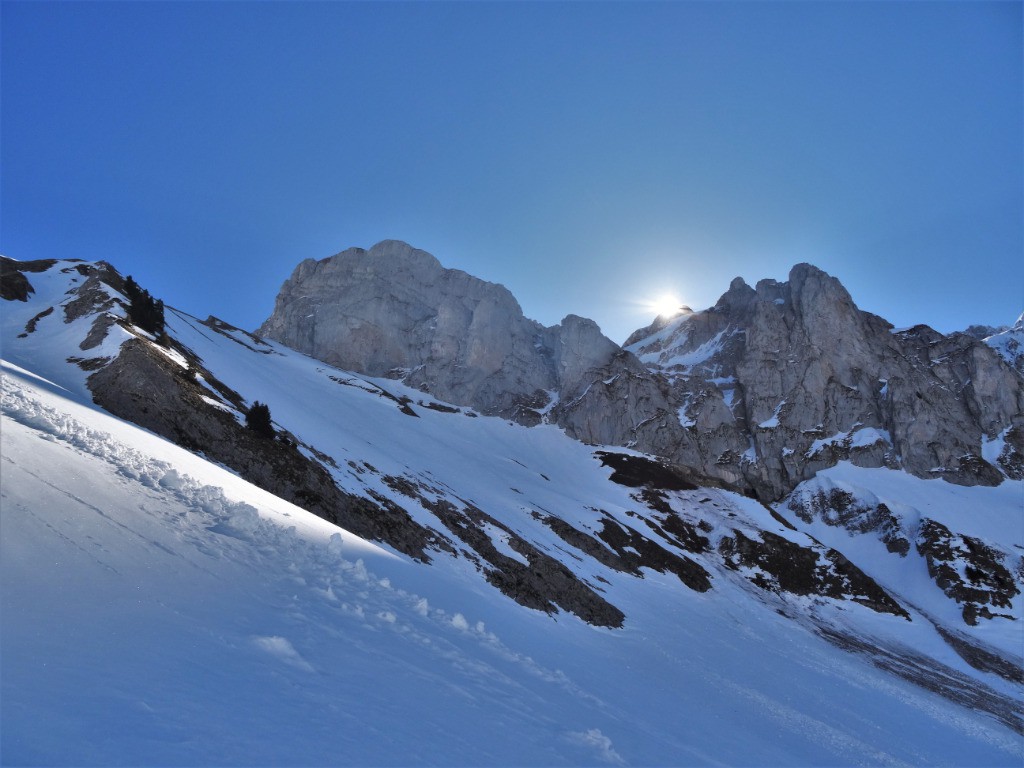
[983, 310, 1024, 375]
[257, 244, 1022, 503]
[622, 312, 682, 348]
[626, 262, 1023, 499]
[713, 275, 756, 314]
[787, 261, 834, 288]
[322, 240, 445, 270]
[257, 242, 636, 424]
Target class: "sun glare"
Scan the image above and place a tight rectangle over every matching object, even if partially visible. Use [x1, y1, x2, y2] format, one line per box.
[650, 294, 683, 318]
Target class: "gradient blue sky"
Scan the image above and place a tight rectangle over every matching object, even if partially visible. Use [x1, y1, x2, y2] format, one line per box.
[3, 1, 1021, 343]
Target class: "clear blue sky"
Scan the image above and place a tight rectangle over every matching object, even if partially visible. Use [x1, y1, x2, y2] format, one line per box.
[3, 1, 1021, 343]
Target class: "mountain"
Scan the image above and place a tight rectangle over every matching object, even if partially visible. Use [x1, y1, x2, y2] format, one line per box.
[261, 244, 1023, 501]
[984, 312, 1024, 375]
[1, 250, 1022, 765]
[257, 240, 661, 439]
[623, 264, 1023, 498]
[963, 323, 1010, 341]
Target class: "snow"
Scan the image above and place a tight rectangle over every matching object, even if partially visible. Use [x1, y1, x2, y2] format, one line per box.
[200, 394, 234, 412]
[849, 426, 891, 448]
[759, 400, 785, 428]
[984, 313, 1024, 368]
[808, 427, 891, 455]
[982, 429, 1008, 465]
[5, 366, 1022, 766]
[622, 314, 691, 357]
[656, 328, 728, 369]
[536, 388, 560, 418]
[2, 259, 1023, 766]
[784, 462, 1024, 659]
[676, 403, 695, 428]
[480, 521, 530, 565]
[151, 341, 190, 369]
[625, 320, 740, 375]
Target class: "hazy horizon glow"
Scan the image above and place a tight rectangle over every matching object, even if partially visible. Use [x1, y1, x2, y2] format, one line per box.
[2, 2, 1021, 343]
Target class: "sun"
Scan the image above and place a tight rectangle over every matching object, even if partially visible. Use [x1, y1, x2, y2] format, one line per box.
[649, 294, 683, 318]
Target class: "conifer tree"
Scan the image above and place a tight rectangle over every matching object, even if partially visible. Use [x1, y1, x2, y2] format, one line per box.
[123, 274, 166, 339]
[245, 401, 275, 438]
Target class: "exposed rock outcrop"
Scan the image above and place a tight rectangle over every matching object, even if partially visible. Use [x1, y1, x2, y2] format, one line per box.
[718, 528, 909, 618]
[258, 241, 561, 418]
[0, 256, 55, 301]
[916, 519, 1020, 625]
[257, 241, 681, 452]
[627, 263, 1024, 499]
[261, 245, 1023, 505]
[88, 340, 445, 562]
[786, 485, 910, 556]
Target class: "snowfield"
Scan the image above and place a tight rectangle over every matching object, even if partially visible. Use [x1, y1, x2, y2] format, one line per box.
[1, 256, 1022, 765]
[3, 363, 1023, 766]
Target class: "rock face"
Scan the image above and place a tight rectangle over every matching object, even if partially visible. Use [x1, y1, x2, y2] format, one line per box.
[915, 518, 1019, 626]
[261, 245, 1024, 502]
[259, 241, 559, 418]
[626, 264, 1024, 499]
[1, 256, 53, 301]
[984, 312, 1024, 375]
[258, 240, 679, 446]
[89, 339, 450, 564]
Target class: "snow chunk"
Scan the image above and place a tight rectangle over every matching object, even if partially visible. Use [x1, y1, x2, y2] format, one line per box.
[252, 636, 314, 672]
[677, 405, 695, 428]
[566, 729, 625, 765]
[808, 427, 891, 456]
[327, 532, 345, 555]
[807, 433, 843, 455]
[758, 401, 785, 429]
[659, 329, 728, 369]
[849, 427, 891, 449]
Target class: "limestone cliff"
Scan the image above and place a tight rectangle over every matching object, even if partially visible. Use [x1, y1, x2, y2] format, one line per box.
[259, 244, 1023, 502]
[257, 241, 678, 443]
[626, 263, 1024, 498]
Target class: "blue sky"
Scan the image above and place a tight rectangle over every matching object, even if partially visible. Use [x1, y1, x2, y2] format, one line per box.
[3, 1, 1021, 343]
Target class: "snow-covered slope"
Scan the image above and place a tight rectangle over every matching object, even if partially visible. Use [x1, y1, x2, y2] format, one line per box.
[986, 312, 1024, 374]
[2, 256, 1023, 765]
[4, 364, 1023, 766]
